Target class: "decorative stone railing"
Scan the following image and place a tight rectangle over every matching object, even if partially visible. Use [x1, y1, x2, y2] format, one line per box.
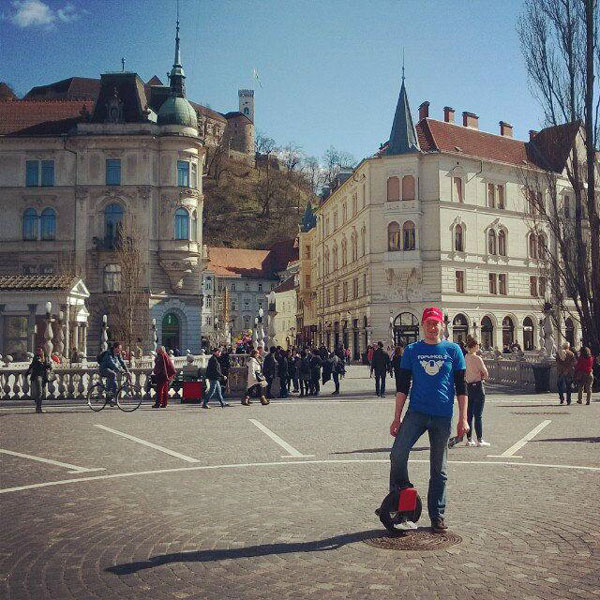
[0, 354, 251, 402]
[483, 356, 557, 391]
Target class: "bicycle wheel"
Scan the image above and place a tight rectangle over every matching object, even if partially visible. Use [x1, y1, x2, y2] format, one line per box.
[116, 381, 143, 412]
[87, 382, 108, 412]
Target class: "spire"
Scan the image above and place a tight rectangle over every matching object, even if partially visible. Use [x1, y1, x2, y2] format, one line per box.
[386, 75, 420, 156]
[169, 1, 186, 97]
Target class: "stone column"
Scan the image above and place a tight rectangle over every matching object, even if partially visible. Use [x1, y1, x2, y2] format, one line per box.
[63, 304, 70, 359]
[0, 304, 5, 356]
[73, 321, 79, 354]
[80, 323, 88, 359]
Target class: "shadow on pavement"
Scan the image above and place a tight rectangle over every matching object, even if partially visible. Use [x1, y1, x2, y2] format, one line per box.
[533, 437, 600, 443]
[105, 529, 383, 575]
[332, 447, 428, 455]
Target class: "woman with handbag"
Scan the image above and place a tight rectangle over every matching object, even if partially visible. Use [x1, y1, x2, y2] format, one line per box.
[152, 346, 176, 408]
[242, 349, 269, 406]
[574, 347, 594, 405]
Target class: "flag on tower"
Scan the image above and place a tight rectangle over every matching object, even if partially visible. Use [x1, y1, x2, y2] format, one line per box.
[252, 67, 263, 88]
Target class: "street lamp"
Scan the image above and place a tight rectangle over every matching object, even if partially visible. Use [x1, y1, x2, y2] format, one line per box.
[44, 301, 54, 357]
[389, 315, 394, 347]
[443, 308, 450, 340]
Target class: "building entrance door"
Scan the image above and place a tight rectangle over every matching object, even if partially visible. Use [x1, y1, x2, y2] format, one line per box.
[162, 313, 180, 351]
[392, 312, 419, 347]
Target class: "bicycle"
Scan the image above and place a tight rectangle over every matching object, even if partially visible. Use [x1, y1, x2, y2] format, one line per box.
[87, 373, 143, 412]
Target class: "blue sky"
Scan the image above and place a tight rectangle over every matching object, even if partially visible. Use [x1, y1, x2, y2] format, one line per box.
[1, 0, 545, 162]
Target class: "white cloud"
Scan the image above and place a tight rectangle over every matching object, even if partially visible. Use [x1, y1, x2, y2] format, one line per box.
[9, 0, 82, 29]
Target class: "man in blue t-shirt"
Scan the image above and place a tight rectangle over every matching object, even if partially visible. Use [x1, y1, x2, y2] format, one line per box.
[389, 307, 469, 532]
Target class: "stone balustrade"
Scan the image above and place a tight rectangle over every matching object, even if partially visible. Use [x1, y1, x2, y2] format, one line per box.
[0, 354, 251, 401]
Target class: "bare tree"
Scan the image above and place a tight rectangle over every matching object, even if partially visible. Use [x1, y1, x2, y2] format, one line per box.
[105, 217, 148, 364]
[322, 146, 356, 187]
[519, 0, 599, 355]
[301, 155, 325, 194]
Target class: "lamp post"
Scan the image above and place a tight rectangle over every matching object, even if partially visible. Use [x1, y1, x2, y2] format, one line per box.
[44, 301, 54, 357]
[214, 317, 220, 348]
[266, 291, 276, 348]
[253, 316, 259, 348]
[55, 310, 65, 357]
[443, 309, 450, 340]
[151, 318, 158, 353]
[258, 307, 265, 348]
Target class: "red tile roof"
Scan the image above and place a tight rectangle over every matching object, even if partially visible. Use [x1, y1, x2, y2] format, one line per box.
[0, 274, 76, 290]
[265, 239, 299, 273]
[24, 77, 100, 101]
[0, 100, 87, 135]
[273, 276, 295, 293]
[207, 247, 272, 278]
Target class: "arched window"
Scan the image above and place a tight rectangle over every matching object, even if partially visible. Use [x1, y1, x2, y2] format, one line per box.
[452, 314, 469, 343]
[388, 222, 401, 251]
[498, 229, 507, 256]
[529, 232, 538, 259]
[454, 224, 464, 252]
[332, 243, 338, 270]
[502, 316, 515, 347]
[402, 175, 415, 201]
[403, 221, 416, 250]
[104, 203, 123, 244]
[392, 312, 419, 346]
[387, 177, 400, 201]
[351, 230, 358, 261]
[40, 208, 56, 241]
[360, 225, 366, 256]
[341, 237, 348, 266]
[537, 233, 546, 258]
[103, 264, 121, 292]
[487, 229, 497, 255]
[523, 317, 534, 350]
[481, 316, 494, 350]
[174, 207, 190, 240]
[23, 208, 38, 240]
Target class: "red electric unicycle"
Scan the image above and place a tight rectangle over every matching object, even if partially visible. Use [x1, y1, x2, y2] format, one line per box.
[376, 487, 422, 534]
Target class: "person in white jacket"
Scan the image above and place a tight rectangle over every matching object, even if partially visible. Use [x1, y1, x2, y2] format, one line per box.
[242, 349, 270, 406]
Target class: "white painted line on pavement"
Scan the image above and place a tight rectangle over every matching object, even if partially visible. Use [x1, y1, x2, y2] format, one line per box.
[248, 419, 313, 458]
[0, 448, 105, 474]
[94, 424, 200, 463]
[1, 457, 598, 495]
[488, 419, 552, 459]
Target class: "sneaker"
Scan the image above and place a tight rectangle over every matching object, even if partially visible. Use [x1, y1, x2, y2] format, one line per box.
[222, 403, 231, 408]
[477, 439, 490, 447]
[201, 405, 210, 409]
[431, 517, 448, 533]
[466, 439, 476, 447]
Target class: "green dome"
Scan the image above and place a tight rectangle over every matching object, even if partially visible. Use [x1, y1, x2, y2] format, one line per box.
[157, 96, 198, 128]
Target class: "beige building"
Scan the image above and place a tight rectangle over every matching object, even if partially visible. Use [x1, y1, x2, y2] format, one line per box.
[299, 79, 587, 359]
[272, 274, 297, 349]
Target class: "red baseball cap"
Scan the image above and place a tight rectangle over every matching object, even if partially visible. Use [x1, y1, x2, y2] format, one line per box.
[422, 307, 444, 323]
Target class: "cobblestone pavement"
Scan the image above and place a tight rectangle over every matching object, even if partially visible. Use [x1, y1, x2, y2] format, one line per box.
[1, 367, 598, 599]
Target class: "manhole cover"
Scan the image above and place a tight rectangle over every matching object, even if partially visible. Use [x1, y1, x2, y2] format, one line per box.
[364, 528, 462, 551]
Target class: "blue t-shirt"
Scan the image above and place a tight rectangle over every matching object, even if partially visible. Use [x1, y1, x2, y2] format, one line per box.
[400, 340, 466, 417]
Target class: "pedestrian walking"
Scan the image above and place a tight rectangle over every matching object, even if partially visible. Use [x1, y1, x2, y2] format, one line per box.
[309, 349, 323, 396]
[242, 349, 269, 406]
[391, 345, 404, 391]
[277, 349, 290, 398]
[291, 351, 301, 393]
[202, 348, 230, 409]
[263, 346, 277, 399]
[574, 347, 594, 405]
[389, 306, 468, 532]
[330, 352, 343, 395]
[464, 338, 490, 447]
[556, 343, 576, 405]
[218, 348, 231, 397]
[152, 346, 176, 408]
[371, 341, 390, 397]
[26, 347, 52, 413]
[367, 345, 374, 369]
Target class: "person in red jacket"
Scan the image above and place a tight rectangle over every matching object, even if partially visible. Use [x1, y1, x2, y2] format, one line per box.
[153, 346, 177, 408]
[574, 347, 594, 405]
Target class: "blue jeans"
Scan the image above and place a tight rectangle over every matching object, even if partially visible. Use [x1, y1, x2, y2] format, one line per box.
[389, 409, 452, 520]
[467, 382, 486, 440]
[557, 375, 572, 404]
[100, 367, 118, 397]
[204, 379, 225, 407]
[375, 372, 386, 395]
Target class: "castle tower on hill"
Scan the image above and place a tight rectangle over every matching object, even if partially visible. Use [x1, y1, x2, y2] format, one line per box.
[238, 89, 255, 123]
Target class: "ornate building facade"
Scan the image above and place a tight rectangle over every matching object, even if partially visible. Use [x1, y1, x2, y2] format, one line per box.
[298, 78, 585, 359]
[0, 21, 209, 354]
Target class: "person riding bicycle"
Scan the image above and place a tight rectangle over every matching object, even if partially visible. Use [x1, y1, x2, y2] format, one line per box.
[99, 342, 129, 402]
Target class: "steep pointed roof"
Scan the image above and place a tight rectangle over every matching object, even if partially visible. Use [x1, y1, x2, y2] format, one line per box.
[386, 78, 420, 155]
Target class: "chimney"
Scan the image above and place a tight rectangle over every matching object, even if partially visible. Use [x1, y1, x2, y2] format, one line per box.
[418, 101, 430, 121]
[462, 111, 479, 129]
[529, 130, 539, 141]
[499, 121, 513, 138]
[443, 106, 455, 123]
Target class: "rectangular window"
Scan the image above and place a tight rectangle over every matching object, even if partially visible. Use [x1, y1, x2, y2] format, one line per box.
[488, 273, 497, 295]
[177, 160, 190, 187]
[456, 271, 465, 293]
[342, 281, 348, 302]
[539, 276, 547, 297]
[487, 183, 495, 208]
[258, 283, 263, 291]
[497, 185, 505, 209]
[305, 274, 311, 288]
[363, 273, 367, 295]
[530, 276, 538, 297]
[326, 288, 331, 306]
[353, 277, 358, 298]
[499, 273, 507, 295]
[453, 177, 463, 202]
[334, 285, 339, 304]
[305, 245, 311, 259]
[106, 159, 121, 185]
[26, 160, 38, 186]
[191, 162, 198, 188]
[41, 160, 54, 186]
[333, 212, 338, 230]
[563, 196, 570, 218]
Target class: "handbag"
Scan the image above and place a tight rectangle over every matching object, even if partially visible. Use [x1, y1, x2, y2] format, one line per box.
[255, 371, 265, 382]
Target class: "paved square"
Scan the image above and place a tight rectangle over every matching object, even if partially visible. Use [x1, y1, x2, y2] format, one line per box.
[1, 367, 598, 599]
